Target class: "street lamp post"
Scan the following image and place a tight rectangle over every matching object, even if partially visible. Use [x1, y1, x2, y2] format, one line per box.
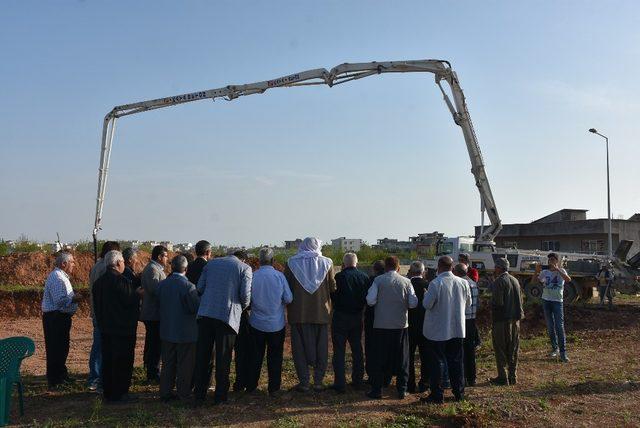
[589, 128, 613, 259]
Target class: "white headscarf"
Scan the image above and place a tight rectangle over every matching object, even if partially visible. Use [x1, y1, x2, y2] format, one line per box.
[287, 237, 333, 294]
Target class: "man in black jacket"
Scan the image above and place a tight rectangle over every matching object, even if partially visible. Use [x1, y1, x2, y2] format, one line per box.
[186, 240, 212, 285]
[122, 247, 141, 288]
[330, 252, 370, 392]
[93, 250, 142, 403]
[407, 261, 429, 393]
[365, 259, 385, 383]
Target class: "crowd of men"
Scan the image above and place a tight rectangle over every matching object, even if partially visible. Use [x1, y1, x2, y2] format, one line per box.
[41, 237, 572, 405]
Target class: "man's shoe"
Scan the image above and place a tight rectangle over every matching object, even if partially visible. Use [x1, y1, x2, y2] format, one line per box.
[420, 395, 444, 404]
[560, 354, 570, 363]
[508, 378, 517, 385]
[161, 394, 178, 403]
[313, 383, 326, 392]
[329, 384, 346, 394]
[350, 381, 366, 390]
[294, 383, 310, 393]
[465, 379, 476, 387]
[454, 394, 465, 402]
[489, 377, 509, 386]
[549, 349, 559, 358]
[366, 390, 382, 399]
[397, 390, 407, 400]
[268, 389, 283, 398]
[418, 383, 428, 393]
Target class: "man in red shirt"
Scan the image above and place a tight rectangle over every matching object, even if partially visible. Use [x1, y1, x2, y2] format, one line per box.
[458, 253, 479, 283]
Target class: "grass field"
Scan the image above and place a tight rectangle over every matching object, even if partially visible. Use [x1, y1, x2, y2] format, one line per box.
[3, 296, 640, 427]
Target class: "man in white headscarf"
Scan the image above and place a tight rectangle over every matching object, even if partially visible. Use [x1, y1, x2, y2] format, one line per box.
[284, 237, 337, 392]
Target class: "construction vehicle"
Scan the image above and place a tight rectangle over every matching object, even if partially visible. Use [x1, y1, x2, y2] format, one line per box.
[89, 58, 640, 300]
[424, 235, 640, 303]
[91, 59, 500, 258]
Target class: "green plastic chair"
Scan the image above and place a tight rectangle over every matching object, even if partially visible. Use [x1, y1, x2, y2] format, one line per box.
[0, 336, 35, 427]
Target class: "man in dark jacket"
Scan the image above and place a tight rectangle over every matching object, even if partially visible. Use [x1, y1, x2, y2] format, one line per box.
[122, 247, 141, 288]
[365, 259, 385, 382]
[157, 255, 200, 401]
[330, 252, 370, 393]
[186, 240, 212, 284]
[490, 258, 524, 386]
[93, 250, 142, 403]
[407, 261, 429, 393]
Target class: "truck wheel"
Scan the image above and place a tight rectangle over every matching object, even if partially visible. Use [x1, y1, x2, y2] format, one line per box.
[563, 282, 579, 304]
[524, 279, 543, 302]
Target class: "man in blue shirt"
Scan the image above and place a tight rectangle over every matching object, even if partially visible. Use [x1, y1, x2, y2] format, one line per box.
[42, 251, 80, 389]
[193, 250, 252, 404]
[246, 247, 292, 396]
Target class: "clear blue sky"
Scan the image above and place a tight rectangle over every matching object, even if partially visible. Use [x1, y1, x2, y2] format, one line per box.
[1, 1, 639, 247]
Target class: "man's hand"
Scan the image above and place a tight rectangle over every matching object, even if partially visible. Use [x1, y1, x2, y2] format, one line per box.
[136, 287, 145, 297]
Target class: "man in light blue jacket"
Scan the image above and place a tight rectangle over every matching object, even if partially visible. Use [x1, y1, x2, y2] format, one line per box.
[193, 250, 252, 405]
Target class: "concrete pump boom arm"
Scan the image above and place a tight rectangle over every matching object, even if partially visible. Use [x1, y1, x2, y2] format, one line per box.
[93, 59, 502, 257]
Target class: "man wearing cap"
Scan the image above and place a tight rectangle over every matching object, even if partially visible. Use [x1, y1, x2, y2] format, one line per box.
[490, 257, 524, 386]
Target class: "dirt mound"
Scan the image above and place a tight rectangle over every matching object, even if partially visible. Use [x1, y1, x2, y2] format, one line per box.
[0, 251, 282, 289]
[0, 251, 156, 287]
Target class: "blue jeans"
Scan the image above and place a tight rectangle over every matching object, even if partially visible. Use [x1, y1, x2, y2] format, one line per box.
[542, 299, 566, 354]
[88, 319, 102, 386]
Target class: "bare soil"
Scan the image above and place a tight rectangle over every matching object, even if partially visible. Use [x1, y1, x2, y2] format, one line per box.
[2, 296, 639, 427]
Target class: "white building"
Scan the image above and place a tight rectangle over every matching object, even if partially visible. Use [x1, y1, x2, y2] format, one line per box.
[331, 237, 363, 252]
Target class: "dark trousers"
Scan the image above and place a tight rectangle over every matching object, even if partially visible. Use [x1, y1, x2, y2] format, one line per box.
[160, 341, 197, 400]
[193, 317, 237, 402]
[234, 311, 252, 391]
[364, 308, 375, 380]
[101, 333, 136, 401]
[143, 320, 161, 380]
[426, 338, 464, 400]
[42, 311, 72, 387]
[369, 328, 409, 394]
[408, 328, 429, 392]
[331, 311, 365, 388]
[247, 326, 285, 393]
[463, 319, 479, 384]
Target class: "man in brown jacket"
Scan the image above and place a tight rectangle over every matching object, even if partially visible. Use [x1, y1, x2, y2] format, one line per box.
[490, 258, 524, 386]
[284, 237, 337, 392]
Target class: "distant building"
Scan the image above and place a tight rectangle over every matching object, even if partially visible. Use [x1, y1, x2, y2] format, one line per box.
[174, 242, 193, 252]
[331, 237, 363, 252]
[375, 238, 413, 252]
[476, 209, 640, 256]
[410, 232, 444, 255]
[285, 239, 303, 250]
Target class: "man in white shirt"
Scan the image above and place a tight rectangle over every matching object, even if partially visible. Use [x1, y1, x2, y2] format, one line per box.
[421, 256, 471, 404]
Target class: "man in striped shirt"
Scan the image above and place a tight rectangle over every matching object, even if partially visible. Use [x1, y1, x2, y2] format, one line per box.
[453, 263, 480, 386]
[42, 251, 80, 388]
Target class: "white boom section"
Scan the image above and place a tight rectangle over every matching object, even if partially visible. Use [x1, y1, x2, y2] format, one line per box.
[93, 59, 502, 247]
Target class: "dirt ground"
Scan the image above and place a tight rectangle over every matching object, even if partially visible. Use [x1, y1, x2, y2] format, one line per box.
[2, 295, 640, 427]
